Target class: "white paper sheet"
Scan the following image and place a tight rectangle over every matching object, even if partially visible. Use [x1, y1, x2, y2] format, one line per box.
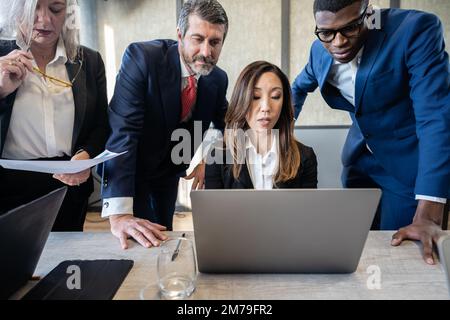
[0, 150, 127, 174]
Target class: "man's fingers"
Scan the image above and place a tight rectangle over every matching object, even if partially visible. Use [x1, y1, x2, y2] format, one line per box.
[391, 230, 405, 246]
[118, 233, 128, 250]
[135, 224, 162, 247]
[422, 236, 435, 265]
[129, 229, 151, 248]
[141, 220, 168, 240]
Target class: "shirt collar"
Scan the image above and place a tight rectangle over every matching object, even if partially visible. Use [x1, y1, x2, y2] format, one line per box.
[29, 37, 67, 69]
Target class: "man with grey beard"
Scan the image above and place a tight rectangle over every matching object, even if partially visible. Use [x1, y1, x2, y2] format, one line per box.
[101, 0, 229, 249]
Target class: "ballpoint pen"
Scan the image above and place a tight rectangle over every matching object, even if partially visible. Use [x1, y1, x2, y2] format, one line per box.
[171, 233, 186, 261]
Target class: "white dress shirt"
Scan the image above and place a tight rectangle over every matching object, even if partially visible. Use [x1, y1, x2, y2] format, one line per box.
[246, 135, 279, 190]
[327, 48, 363, 106]
[2, 38, 75, 160]
[102, 57, 202, 218]
[327, 48, 446, 204]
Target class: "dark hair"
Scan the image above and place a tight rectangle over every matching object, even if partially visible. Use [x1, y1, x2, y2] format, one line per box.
[313, 0, 368, 15]
[225, 61, 301, 184]
[178, 0, 229, 42]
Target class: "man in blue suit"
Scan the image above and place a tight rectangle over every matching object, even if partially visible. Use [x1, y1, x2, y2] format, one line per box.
[101, 0, 229, 249]
[293, 0, 449, 264]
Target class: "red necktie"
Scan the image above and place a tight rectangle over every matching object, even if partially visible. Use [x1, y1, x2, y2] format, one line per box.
[181, 75, 197, 121]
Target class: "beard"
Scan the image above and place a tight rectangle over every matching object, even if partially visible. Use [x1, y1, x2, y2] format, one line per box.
[182, 52, 216, 76]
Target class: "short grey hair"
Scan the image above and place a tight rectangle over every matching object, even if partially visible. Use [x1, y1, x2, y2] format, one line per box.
[178, 0, 229, 42]
[0, 0, 81, 63]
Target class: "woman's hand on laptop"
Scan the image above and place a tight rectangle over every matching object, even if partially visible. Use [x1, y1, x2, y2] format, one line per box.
[109, 214, 168, 250]
[391, 200, 446, 265]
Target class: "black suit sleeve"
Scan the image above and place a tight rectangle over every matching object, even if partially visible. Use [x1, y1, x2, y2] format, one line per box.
[81, 51, 109, 158]
[102, 43, 148, 199]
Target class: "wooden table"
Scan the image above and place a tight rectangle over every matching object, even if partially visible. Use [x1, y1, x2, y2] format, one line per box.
[15, 232, 450, 300]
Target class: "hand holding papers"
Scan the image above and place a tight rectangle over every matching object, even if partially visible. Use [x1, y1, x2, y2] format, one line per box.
[0, 150, 127, 175]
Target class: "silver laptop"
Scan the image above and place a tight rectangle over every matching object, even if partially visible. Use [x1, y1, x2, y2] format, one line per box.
[438, 236, 450, 296]
[191, 189, 381, 274]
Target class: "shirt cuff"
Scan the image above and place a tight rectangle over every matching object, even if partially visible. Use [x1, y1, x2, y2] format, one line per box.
[415, 195, 447, 204]
[101, 197, 134, 218]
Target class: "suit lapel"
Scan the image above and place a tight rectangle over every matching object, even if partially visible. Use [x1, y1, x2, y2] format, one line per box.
[354, 29, 386, 110]
[194, 76, 217, 121]
[158, 44, 182, 132]
[318, 51, 334, 88]
[67, 57, 86, 152]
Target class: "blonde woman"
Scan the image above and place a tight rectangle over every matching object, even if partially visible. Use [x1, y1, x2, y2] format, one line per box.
[0, 0, 108, 231]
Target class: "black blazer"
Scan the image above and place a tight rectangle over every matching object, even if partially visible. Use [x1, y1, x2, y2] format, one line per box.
[0, 41, 109, 158]
[205, 141, 318, 189]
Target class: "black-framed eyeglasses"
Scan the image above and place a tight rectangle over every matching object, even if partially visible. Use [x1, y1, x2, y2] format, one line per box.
[315, 7, 368, 43]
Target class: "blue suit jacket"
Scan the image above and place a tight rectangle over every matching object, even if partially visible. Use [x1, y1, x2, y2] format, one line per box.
[102, 40, 228, 199]
[292, 9, 450, 199]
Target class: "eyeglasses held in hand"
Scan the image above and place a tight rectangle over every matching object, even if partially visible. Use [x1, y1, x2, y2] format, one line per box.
[32, 58, 83, 88]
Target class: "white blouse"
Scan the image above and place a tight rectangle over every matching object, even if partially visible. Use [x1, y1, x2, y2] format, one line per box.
[2, 38, 75, 160]
[246, 135, 279, 190]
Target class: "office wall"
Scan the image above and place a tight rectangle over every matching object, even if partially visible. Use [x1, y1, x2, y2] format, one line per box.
[79, 0, 98, 51]
[92, 0, 177, 99]
[218, 0, 282, 101]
